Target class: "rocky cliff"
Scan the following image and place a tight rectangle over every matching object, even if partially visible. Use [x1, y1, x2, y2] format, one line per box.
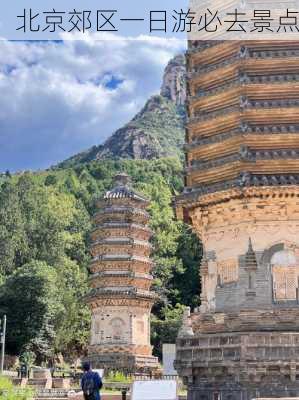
[160, 54, 186, 106]
[59, 54, 186, 168]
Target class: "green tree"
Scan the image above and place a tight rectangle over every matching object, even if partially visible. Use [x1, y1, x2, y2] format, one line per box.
[54, 257, 90, 357]
[170, 225, 202, 308]
[44, 175, 58, 186]
[0, 182, 27, 275]
[151, 304, 185, 359]
[0, 261, 63, 361]
[19, 350, 36, 368]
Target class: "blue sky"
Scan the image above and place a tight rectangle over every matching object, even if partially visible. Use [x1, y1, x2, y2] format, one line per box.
[0, 35, 186, 172]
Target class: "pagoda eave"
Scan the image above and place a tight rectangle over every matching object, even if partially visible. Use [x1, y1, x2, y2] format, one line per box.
[187, 133, 299, 160]
[85, 290, 158, 307]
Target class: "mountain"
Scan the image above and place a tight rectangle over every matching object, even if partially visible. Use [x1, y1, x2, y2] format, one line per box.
[160, 54, 186, 106]
[58, 54, 186, 168]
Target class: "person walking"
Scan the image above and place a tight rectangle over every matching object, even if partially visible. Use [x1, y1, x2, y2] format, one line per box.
[81, 362, 102, 400]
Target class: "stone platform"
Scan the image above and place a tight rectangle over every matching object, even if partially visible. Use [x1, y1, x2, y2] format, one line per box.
[87, 351, 159, 373]
[176, 309, 299, 400]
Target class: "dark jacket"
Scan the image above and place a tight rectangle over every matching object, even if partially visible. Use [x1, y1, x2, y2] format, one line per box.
[81, 370, 102, 400]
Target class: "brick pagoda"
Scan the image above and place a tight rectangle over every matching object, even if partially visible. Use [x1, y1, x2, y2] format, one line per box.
[86, 173, 159, 373]
[175, 41, 299, 399]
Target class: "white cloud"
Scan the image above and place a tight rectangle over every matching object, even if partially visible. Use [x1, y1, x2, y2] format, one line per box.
[0, 34, 185, 171]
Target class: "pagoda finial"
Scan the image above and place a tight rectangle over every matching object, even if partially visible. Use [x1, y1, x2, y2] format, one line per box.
[104, 172, 147, 202]
[114, 172, 131, 187]
[248, 237, 253, 253]
[245, 237, 257, 270]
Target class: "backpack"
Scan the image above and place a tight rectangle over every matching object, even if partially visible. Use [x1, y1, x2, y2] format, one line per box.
[82, 373, 96, 399]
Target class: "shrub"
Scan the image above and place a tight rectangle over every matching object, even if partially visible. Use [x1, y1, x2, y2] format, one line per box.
[0, 376, 34, 400]
[105, 371, 132, 384]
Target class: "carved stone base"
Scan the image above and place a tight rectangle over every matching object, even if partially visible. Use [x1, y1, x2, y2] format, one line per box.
[176, 327, 299, 400]
[187, 381, 299, 400]
[86, 351, 160, 374]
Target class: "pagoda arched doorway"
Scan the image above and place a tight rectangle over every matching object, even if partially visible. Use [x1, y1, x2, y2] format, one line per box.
[271, 248, 299, 302]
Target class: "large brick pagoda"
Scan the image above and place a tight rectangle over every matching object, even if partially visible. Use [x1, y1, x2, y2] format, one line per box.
[85, 173, 159, 373]
[175, 41, 299, 400]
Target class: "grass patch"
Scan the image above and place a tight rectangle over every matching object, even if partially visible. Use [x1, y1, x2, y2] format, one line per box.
[105, 372, 132, 384]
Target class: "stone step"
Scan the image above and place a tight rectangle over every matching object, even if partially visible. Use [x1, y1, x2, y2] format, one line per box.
[34, 395, 68, 400]
[28, 379, 49, 388]
[36, 389, 69, 398]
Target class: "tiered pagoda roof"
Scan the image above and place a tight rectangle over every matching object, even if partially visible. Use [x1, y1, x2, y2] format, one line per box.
[178, 40, 299, 206]
[86, 173, 157, 306]
[104, 173, 148, 202]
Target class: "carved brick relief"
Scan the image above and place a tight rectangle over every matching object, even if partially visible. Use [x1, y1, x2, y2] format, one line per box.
[271, 249, 299, 302]
[217, 259, 238, 285]
[272, 265, 298, 301]
[110, 317, 126, 341]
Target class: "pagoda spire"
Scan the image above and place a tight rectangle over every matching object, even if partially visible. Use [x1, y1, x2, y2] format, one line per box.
[245, 237, 258, 270]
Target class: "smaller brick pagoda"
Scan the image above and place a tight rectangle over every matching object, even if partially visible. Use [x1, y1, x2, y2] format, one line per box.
[85, 173, 159, 373]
